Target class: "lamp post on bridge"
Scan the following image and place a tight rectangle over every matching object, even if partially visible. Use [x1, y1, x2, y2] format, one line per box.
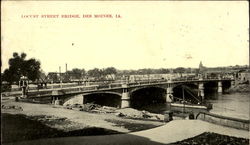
[217, 74, 223, 93]
[19, 76, 28, 98]
[166, 79, 173, 111]
[59, 66, 62, 88]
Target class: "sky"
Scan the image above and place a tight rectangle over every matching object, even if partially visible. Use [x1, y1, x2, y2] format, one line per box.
[1, 1, 249, 73]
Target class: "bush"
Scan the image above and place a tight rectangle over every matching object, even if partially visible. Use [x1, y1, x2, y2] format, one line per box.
[1, 84, 11, 92]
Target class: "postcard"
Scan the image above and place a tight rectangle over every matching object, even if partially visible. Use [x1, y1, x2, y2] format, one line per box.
[1, 1, 249, 145]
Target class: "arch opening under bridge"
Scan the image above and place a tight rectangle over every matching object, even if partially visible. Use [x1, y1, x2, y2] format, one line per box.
[172, 84, 201, 105]
[83, 92, 122, 108]
[130, 87, 166, 113]
[203, 81, 218, 99]
[222, 80, 232, 92]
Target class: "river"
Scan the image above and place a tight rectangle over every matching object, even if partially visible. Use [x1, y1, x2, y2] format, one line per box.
[207, 92, 250, 120]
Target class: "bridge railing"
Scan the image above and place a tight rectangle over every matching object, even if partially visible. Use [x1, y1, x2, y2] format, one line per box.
[81, 86, 98, 91]
[4, 77, 234, 97]
[27, 90, 52, 97]
[127, 79, 167, 86]
[110, 84, 122, 88]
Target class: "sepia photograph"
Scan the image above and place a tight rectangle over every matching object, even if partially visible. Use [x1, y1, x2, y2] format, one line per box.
[1, 1, 249, 145]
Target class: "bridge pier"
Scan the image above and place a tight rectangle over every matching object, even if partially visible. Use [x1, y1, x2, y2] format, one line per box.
[166, 85, 173, 103]
[51, 90, 63, 105]
[230, 80, 235, 87]
[54, 97, 62, 105]
[52, 96, 55, 104]
[198, 83, 205, 101]
[51, 97, 62, 105]
[121, 92, 130, 108]
[63, 94, 84, 106]
[121, 84, 130, 108]
[218, 81, 223, 93]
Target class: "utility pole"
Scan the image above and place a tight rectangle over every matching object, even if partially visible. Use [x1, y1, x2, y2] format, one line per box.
[59, 66, 62, 88]
[65, 63, 67, 73]
[182, 85, 185, 114]
[65, 63, 68, 82]
[59, 66, 61, 79]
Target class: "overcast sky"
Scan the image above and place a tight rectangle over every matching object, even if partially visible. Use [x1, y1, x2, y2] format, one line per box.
[1, 1, 249, 73]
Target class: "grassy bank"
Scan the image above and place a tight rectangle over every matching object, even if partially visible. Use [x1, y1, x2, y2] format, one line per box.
[228, 83, 250, 93]
[105, 119, 160, 132]
[2, 113, 121, 143]
[171, 132, 249, 145]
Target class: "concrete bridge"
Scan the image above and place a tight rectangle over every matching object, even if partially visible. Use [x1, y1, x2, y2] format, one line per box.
[24, 78, 234, 108]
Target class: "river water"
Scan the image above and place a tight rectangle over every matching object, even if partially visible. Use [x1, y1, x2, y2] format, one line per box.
[207, 92, 250, 120]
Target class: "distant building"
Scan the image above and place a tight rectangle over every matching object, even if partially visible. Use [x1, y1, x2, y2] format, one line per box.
[47, 72, 60, 83]
[238, 69, 250, 82]
[199, 61, 206, 73]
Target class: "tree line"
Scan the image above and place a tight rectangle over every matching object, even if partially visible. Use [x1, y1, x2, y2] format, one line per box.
[5, 52, 241, 85]
[2, 52, 201, 84]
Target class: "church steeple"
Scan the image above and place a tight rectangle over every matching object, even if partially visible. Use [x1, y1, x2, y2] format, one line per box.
[199, 61, 205, 73]
[199, 61, 203, 69]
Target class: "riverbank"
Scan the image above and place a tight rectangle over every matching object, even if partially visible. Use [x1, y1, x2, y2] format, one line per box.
[1, 98, 165, 143]
[3, 120, 249, 145]
[227, 83, 250, 93]
[2, 97, 249, 144]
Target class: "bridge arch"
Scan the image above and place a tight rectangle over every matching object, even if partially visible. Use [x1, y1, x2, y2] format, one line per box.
[62, 93, 84, 106]
[130, 86, 167, 113]
[83, 91, 122, 97]
[172, 83, 198, 90]
[203, 81, 218, 98]
[83, 92, 122, 108]
[130, 86, 167, 94]
[172, 83, 200, 104]
[222, 80, 232, 91]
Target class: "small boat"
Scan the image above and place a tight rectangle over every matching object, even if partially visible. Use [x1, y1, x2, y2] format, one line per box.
[170, 102, 213, 113]
[170, 102, 208, 109]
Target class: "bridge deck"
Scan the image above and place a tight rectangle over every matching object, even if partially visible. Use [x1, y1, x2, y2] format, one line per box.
[1, 78, 232, 98]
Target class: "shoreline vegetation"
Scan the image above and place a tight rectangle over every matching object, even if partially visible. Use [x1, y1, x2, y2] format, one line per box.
[227, 83, 250, 93]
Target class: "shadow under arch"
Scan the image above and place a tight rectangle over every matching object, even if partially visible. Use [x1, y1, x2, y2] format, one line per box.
[83, 92, 122, 108]
[172, 84, 200, 104]
[203, 81, 218, 99]
[130, 86, 167, 113]
[172, 83, 198, 91]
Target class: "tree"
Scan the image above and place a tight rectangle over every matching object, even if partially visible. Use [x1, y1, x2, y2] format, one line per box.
[38, 70, 48, 83]
[24, 58, 41, 81]
[87, 68, 103, 80]
[47, 72, 59, 82]
[160, 68, 170, 74]
[103, 67, 117, 80]
[81, 69, 86, 77]
[2, 52, 41, 84]
[70, 68, 83, 80]
[173, 67, 186, 74]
